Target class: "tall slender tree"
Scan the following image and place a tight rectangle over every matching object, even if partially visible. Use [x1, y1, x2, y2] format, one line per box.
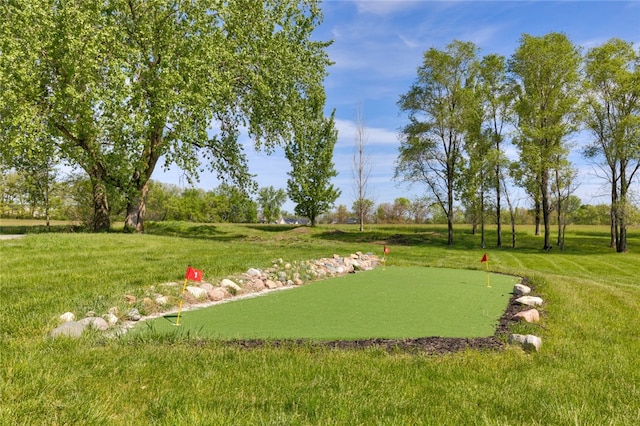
[508, 33, 582, 250]
[352, 103, 372, 232]
[477, 54, 513, 247]
[583, 38, 640, 253]
[285, 96, 341, 227]
[396, 40, 479, 245]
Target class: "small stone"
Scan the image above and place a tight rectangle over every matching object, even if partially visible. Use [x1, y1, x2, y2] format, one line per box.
[246, 268, 262, 277]
[127, 308, 141, 321]
[60, 312, 75, 322]
[103, 313, 119, 326]
[124, 294, 136, 304]
[155, 295, 169, 305]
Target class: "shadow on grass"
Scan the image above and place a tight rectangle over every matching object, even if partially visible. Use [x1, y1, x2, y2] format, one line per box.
[0, 224, 87, 234]
[144, 222, 244, 242]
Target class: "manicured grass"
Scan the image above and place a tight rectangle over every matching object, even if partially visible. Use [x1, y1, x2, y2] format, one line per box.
[1, 222, 640, 424]
[143, 267, 520, 339]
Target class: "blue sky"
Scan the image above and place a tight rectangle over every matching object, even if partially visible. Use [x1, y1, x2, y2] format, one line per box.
[154, 0, 640, 213]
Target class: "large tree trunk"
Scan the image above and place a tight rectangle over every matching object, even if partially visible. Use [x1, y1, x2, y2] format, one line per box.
[610, 178, 617, 248]
[495, 162, 502, 247]
[125, 181, 150, 233]
[616, 168, 628, 253]
[90, 178, 110, 232]
[541, 168, 552, 250]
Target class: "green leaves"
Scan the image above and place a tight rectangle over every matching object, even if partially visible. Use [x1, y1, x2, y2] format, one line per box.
[1, 0, 331, 231]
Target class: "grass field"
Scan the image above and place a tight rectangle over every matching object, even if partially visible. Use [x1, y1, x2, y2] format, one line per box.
[141, 267, 521, 339]
[1, 221, 640, 425]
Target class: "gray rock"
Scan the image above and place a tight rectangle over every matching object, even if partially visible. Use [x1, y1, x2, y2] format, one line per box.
[186, 285, 208, 299]
[220, 278, 241, 291]
[127, 308, 141, 321]
[60, 312, 75, 322]
[513, 283, 531, 296]
[523, 335, 542, 352]
[50, 321, 84, 338]
[515, 296, 543, 306]
[79, 317, 109, 331]
[509, 333, 542, 352]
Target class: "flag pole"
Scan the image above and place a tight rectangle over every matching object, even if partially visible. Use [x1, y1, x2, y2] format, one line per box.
[485, 257, 491, 288]
[481, 254, 491, 288]
[175, 276, 188, 326]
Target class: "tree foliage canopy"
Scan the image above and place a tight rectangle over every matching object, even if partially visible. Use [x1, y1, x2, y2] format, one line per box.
[0, 0, 331, 231]
[285, 96, 340, 226]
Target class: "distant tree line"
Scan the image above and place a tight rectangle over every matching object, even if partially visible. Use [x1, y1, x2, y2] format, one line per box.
[3, 169, 637, 228]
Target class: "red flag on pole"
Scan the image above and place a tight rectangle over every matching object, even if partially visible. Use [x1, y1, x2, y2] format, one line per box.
[481, 253, 488, 263]
[185, 266, 203, 282]
[384, 245, 390, 255]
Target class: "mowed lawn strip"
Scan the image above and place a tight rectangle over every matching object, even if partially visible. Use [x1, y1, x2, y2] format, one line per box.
[142, 267, 521, 339]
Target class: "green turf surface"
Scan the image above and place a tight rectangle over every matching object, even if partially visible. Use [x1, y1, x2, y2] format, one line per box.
[140, 267, 521, 340]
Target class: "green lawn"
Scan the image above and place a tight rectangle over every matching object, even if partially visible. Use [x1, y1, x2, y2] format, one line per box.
[1, 222, 640, 425]
[143, 267, 520, 339]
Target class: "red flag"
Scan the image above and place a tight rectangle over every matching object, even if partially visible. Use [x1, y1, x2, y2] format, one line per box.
[185, 266, 203, 282]
[481, 253, 488, 263]
[384, 245, 390, 255]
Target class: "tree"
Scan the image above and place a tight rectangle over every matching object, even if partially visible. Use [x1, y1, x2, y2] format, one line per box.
[285, 98, 341, 227]
[0, 0, 331, 232]
[352, 103, 373, 231]
[351, 198, 374, 225]
[508, 33, 582, 250]
[397, 40, 479, 245]
[257, 186, 287, 223]
[583, 38, 640, 253]
[477, 54, 513, 247]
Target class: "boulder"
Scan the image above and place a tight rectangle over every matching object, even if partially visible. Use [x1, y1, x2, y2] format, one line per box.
[50, 321, 84, 338]
[513, 283, 531, 296]
[265, 279, 279, 289]
[246, 268, 262, 277]
[509, 334, 526, 345]
[515, 296, 543, 306]
[79, 317, 109, 331]
[523, 335, 542, 352]
[513, 309, 540, 323]
[509, 334, 542, 352]
[199, 283, 214, 292]
[245, 279, 266, 292]
[220, 278, 241, 292]
[186, 286, 208, 299]
[208, 288, 226, 301]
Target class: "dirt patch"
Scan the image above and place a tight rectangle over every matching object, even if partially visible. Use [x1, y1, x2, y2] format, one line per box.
[224, 279, 530, 355]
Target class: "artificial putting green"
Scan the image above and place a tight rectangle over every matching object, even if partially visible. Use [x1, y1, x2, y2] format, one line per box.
[140, 267, 521, 340]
